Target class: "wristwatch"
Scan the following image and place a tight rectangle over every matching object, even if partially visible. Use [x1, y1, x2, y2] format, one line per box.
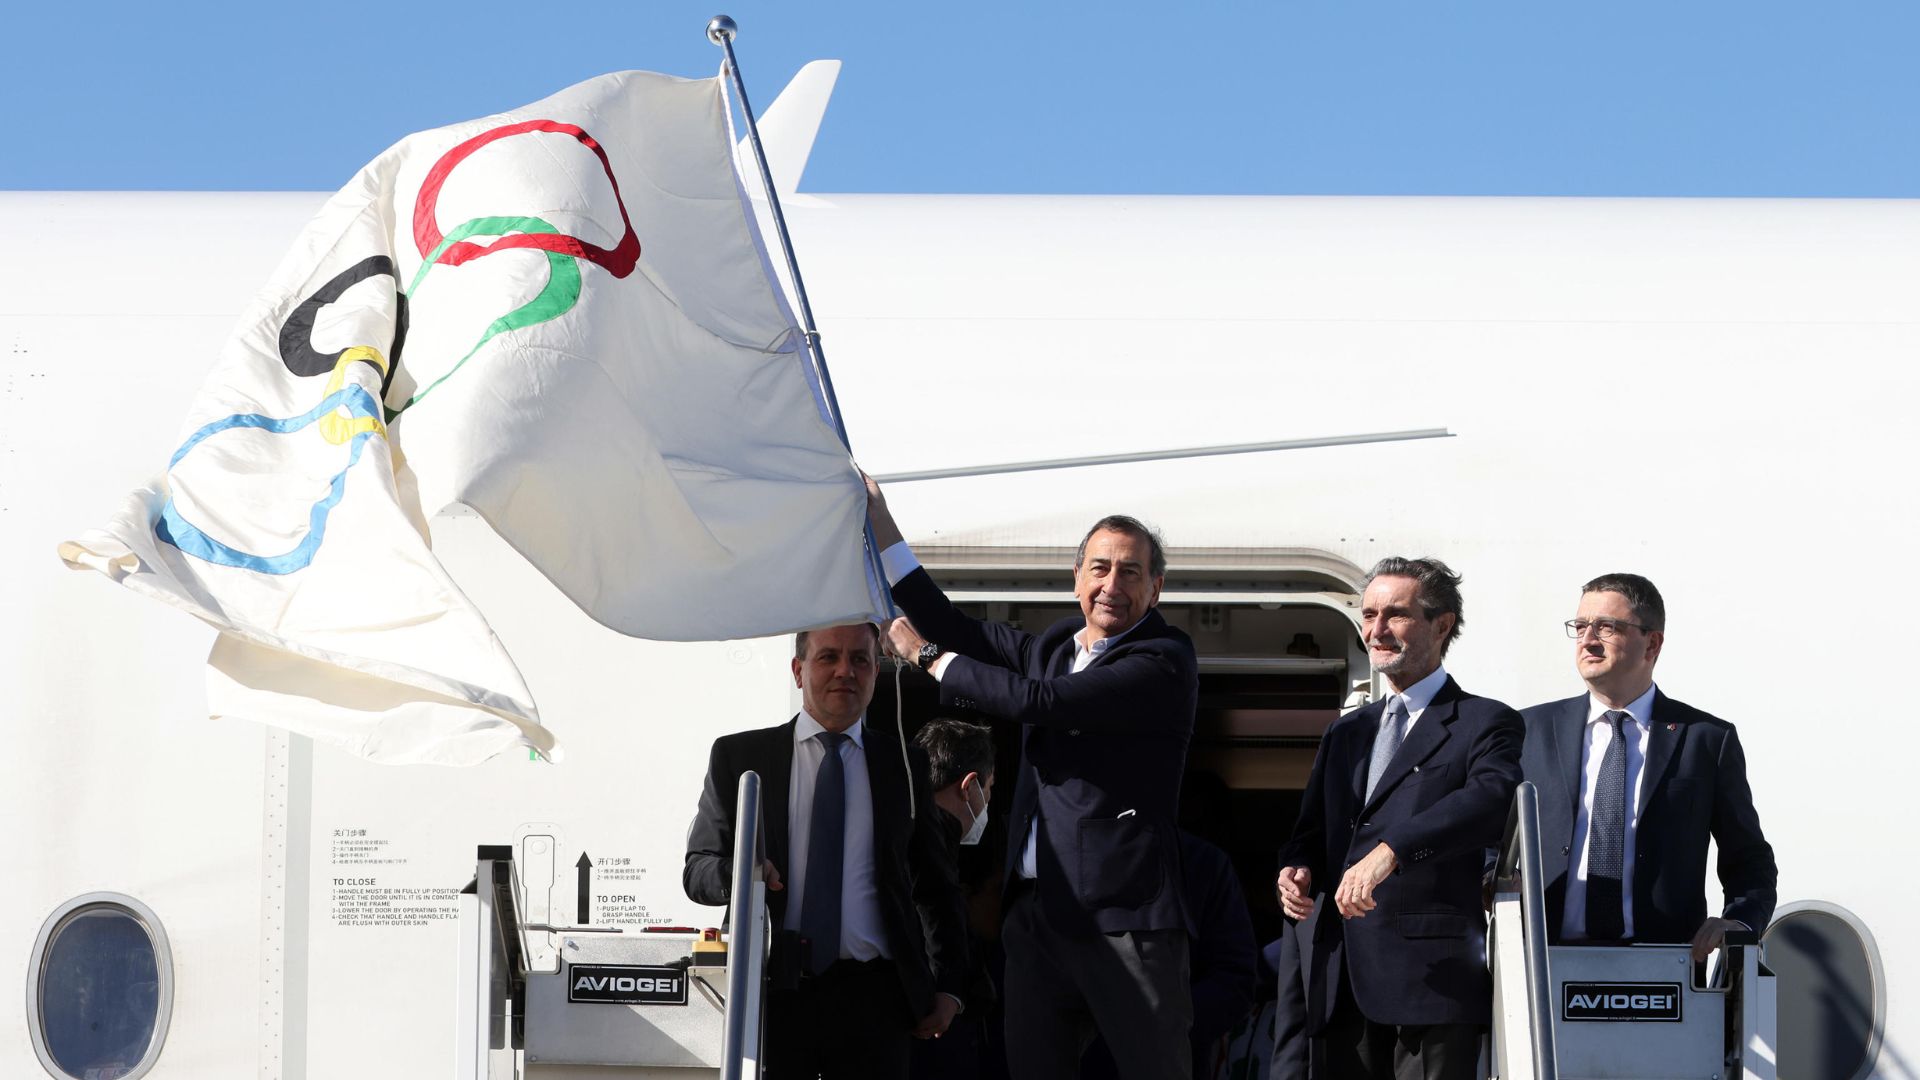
[915, 642, 942, 672]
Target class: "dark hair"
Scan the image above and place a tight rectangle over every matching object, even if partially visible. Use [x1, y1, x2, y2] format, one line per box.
[793, 622, 881, 661]
[1581, 572, 1666, 631]
[914, 718, 995, 790]
[1365, 556, 1465, 653]
[1075, 514, 1168, 578]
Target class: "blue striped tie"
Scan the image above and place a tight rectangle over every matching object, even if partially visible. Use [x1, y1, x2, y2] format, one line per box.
[1586, 710, 1630, 941]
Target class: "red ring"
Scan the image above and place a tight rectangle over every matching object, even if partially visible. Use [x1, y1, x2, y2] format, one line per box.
[413, 119, 640, 277]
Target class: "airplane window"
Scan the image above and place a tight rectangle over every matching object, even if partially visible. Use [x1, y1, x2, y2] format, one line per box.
[1764, 901, 1885, 1080]
[28, 895, 172, 1080]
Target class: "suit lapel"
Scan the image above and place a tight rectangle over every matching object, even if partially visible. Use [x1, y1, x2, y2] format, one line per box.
[1082, 610, 1165, 668]
[762, 720, 796, 882]
[1345, 702, 1382, 804]
[1050, 633, 1077, 676]
[1637, 690, 1682, 819]
[1558, 697, 1587, 826]
[1361, 679, 1457, 813]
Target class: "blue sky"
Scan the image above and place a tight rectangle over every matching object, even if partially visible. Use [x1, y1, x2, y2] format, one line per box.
[6, 0, 1917, 196]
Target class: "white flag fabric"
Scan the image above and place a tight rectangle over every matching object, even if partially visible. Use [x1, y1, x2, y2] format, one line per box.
[59, 70, 886, 765]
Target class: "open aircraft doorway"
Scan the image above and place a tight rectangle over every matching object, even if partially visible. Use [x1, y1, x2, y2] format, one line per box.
[867, 546, 1367, 945]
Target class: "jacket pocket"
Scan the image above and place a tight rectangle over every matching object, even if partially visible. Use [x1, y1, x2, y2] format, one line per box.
[1393, 911, 1477, 939]
[1076, 817, 1164, 909]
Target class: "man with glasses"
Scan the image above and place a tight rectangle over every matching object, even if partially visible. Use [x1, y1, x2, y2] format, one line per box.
[1520, 573, 1777, 959]
[1276, 557, 1522, 1080]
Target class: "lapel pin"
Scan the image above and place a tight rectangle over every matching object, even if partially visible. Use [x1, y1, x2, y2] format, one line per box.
[1666, 723, 1677, 731]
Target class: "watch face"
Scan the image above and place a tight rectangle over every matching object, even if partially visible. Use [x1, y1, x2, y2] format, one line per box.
[918, 643, 940, 669]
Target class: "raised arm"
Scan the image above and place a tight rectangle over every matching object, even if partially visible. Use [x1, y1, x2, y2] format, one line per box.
[866, 471, 1047, 674]
[936, 634, 1196, 735]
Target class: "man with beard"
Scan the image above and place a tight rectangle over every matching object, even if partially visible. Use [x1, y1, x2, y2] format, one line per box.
[1276, 557, 1522, 1080]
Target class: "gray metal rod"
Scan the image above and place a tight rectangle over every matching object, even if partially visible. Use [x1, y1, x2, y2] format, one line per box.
[707, 17, 840, 438]
[721, 769, 764, 1079]
[1502, 781, 1559, 1080]
[871, 428, 1454, 484]
[709, 14, 892, 614]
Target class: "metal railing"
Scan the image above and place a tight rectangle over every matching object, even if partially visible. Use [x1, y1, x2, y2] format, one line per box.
[721, 769, 768, 1080]
[455, 846, 526, 1078]
[1493, 781, 1558, 1080]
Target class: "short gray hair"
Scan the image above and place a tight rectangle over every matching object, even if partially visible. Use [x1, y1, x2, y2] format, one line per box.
[1075, 515, 1168, 578]
[1366, 556, 1465, 653]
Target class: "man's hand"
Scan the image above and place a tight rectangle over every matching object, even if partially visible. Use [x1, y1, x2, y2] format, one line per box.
[862, 472, 905, 550]
[884, 616, 929, 663]
[913, 993, 961, 1039]
[1691, 916, 1740, 963]
[1276, 866, 1315, 921]
[762, 860, 783, 892]
[1334, 843, 1397, 919]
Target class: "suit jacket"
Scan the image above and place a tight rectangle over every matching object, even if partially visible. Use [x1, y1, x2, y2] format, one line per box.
[892, 566, 1197, 935]
[682, 716, 970, 1019]
[1277, 675, 1523, 1030]
[1519, 690, 1777, 944]
[1179, 831, 1257, 1068]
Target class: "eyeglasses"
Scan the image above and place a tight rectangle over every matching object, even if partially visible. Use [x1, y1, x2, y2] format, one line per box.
[1564, 617, 1654, 640]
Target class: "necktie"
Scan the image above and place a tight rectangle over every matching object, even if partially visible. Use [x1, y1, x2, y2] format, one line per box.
[1364, 695, 1408, 803]
[799, 731, 848, 974]
[1586, 710, 1630, 941]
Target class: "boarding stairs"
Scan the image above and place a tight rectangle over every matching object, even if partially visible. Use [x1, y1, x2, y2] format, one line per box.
[455, 772, 770, 1079]
[1490, 781, 1779, 1079]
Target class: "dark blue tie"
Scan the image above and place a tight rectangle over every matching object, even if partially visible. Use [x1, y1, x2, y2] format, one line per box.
[1586, 710, 1630, 941]
[799, 731, 848, 974]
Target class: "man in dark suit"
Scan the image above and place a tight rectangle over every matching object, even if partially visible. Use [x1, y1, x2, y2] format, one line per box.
[683, 623, 970, 1080]
[1276, 556, 1523, 1080]
[1520, 573, 1776, 959]
[865, 476, 1198, 1080]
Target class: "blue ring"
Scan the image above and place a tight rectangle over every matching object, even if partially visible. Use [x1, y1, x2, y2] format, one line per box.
[155, 385, 382, 575]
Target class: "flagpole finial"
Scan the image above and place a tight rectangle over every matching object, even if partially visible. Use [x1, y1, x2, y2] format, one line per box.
[706, 15, 738, 46]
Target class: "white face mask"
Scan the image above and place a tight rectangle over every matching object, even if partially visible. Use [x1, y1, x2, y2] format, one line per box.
[960, 777, 989, 846]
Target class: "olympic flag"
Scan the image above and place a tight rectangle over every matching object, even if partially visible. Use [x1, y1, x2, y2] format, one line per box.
[58, 70, 887, 765]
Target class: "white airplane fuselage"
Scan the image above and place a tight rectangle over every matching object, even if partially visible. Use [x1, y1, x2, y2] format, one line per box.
[3, 186, 1914, 1077]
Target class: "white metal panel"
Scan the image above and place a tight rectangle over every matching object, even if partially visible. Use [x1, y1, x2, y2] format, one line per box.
[2, 302, 272, 1077]
[4, 191, 1918, 1078]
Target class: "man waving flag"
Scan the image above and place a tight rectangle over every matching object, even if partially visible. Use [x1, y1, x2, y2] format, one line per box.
[59, 69, 886, 765]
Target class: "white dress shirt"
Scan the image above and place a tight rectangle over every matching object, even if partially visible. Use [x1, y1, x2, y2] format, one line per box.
[786, 710, 888, 962]
[1561, 683, 1656, 941]
[1385, 664, 1450, 737]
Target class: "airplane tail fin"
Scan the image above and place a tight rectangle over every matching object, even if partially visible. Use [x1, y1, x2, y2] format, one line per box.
[742, 59, 840, 196]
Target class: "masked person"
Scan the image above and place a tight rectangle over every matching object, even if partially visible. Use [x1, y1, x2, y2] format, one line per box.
[911, 718, 1000, 1079]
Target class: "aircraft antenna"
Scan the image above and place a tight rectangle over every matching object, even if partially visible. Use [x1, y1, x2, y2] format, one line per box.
[709, 14, 894, 616]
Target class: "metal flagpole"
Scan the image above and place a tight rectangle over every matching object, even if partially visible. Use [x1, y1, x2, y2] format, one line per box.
[707, 14, 895, 615]
[872, 428, 1456, 484]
